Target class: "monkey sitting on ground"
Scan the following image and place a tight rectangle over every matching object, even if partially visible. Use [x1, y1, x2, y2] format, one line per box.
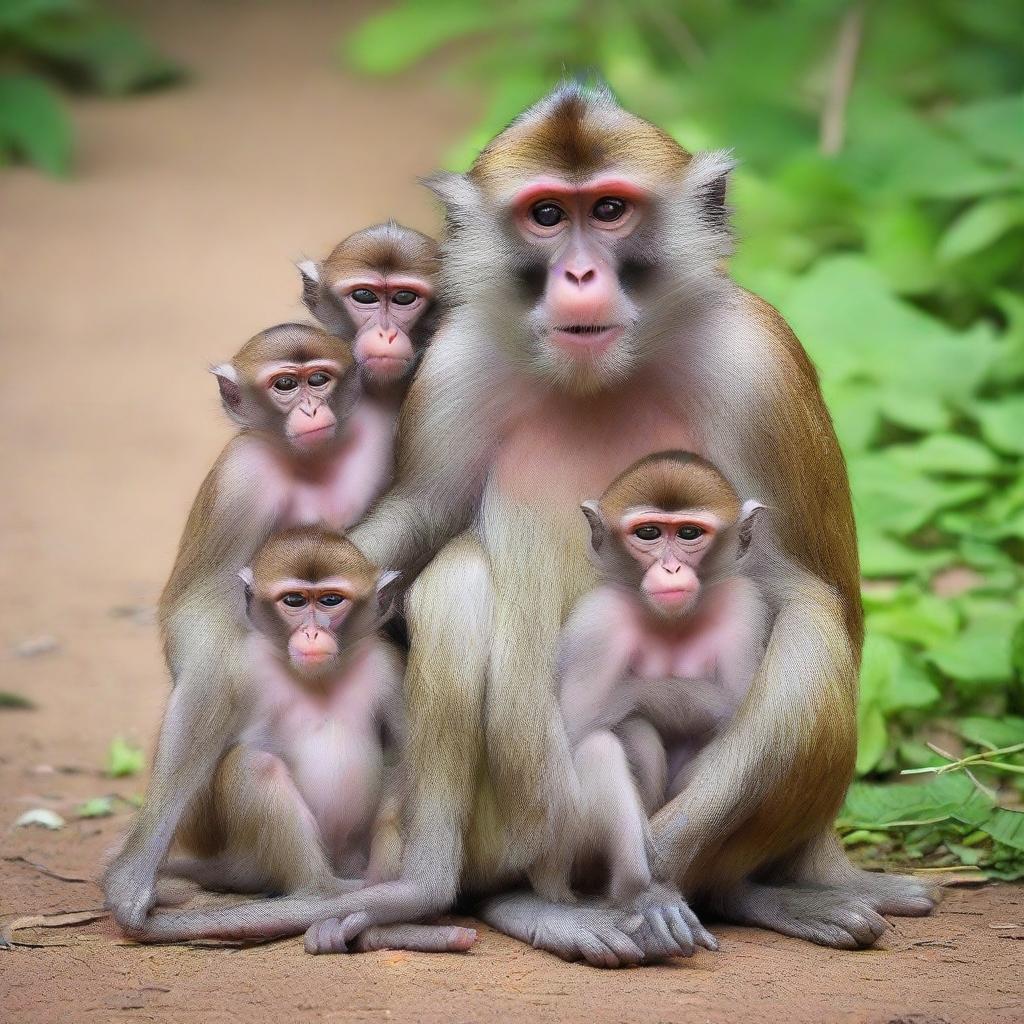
[530, 452, 769, 920]
[159, 525, 475, 953]
[102, 323, 402, 931]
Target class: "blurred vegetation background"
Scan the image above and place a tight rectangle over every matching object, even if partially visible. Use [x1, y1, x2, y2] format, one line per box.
[4, 0, 1022, 878]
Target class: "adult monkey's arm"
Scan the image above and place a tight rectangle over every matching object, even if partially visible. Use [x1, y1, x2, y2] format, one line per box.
[653, 293, 862, 919]
[348, 323, 496, 573]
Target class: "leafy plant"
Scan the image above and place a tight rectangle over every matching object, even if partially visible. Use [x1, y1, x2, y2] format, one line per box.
[106, 735, 144, 777]
[0, 0, 182, 174]
[342, 0, 1024, 876]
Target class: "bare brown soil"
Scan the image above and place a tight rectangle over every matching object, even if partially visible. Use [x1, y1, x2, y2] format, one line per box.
[1, 3, 1021, 1021]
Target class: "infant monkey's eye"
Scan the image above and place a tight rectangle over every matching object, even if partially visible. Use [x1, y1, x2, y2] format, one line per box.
[351, 288, 378, 304]
[634, 525, 662, 541]
[307, 371, 330, 387]
[392, 290, 417, 305]
[281, 593, 307, 608]
[318, 593, 345, 607]
[678, 525, 704, 541]
[272, 375, 299, 392]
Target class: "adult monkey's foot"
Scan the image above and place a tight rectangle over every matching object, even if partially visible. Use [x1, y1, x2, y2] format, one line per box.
[479, 890, 647, 968]
[845, 869, 939, 918]
[714, 881, 889, 949]
[102, 852, 158, 933]
[627, 881, 719, 959]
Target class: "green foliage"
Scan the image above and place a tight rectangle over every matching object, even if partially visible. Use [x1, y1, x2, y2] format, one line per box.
[106, 735, 144, 778]
[343, 0, 1024, 874]
[0, 0, 182, 174]
[77, 795, 114, 818]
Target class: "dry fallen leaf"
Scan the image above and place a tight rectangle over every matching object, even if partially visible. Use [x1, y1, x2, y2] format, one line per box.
[1, 909, 108, 948]
[13, 808, 65, 830]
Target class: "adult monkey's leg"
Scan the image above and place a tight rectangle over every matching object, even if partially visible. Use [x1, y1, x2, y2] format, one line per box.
[651, 578, 900, 948]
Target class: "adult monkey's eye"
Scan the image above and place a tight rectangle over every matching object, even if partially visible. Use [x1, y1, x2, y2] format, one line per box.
[307, 371, 330, 387]
[392, 290, 417, 306]
[318, 593, 345, 607]
[272, 375, 299, 392]
[678, 525, 704, 541]
[531, 202, 564, 228]
[281, 593, 307, 608]
[351, 288, 378, 304]
[593, 197, 626, 222]
[634, 525, 662, 541]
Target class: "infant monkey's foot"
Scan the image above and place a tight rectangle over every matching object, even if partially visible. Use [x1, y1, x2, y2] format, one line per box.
[627, 882, 719, 959]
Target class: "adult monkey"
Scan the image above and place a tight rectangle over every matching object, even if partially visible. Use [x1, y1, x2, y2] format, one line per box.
[131, 83, 935, 959]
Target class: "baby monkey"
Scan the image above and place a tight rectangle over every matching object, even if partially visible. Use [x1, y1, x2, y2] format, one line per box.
[156, 526, 475, 953]
[298, 221, 439, 397]
[532, 452, 770, 910]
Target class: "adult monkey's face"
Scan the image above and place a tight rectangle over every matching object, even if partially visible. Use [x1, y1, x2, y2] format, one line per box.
[425, 83, 736, 395]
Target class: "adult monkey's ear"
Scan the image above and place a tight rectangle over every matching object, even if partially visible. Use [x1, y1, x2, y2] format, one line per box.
[211, 363, 242, 410]
[687, 149, 736, 230]
[420, 172, 482, 228]
[580, 500, 606, 553]
[737, 499, 765, 557]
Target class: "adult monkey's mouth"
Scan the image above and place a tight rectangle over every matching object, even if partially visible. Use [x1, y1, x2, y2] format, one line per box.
[550, 324, 623, 353]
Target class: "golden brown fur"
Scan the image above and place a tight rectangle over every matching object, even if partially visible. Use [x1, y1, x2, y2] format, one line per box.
[320, 221, 439, 285]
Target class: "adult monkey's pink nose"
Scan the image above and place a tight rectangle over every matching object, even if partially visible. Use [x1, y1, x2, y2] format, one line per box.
[547, 253, 616, 322]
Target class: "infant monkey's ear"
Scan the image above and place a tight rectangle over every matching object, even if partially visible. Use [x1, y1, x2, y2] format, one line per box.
[738, 500, 765, 557]
[376, 568, 403, 619]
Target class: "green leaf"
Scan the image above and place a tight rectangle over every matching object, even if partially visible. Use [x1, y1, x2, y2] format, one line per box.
[927, 600, 1021, 688]
[878, 392, 951, 434]
[0, 691, 35, 709]
[839, 773, 975, 828]
[938, 196, 1024, 264]
[862, 203, 941, 294]
[857, 529, 952, 579]
[15, 15, 183, 94]
[958, 716, 1024, 750]
[0, 73, 72, 175]
[971, 396, 1024, 455]
[867, 594, 960, 648]
[944, 93, 1024, 170]
[106, 736, 144, 777]
[783, 257, 997, 403]
[885, 434, 1003, 476]
[343, 0, 510, 76]
[77, 796, 114, 818]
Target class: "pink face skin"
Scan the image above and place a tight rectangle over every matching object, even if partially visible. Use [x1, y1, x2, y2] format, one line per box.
[270, 577, 355, 675]
[512, 177, 647, 357]
[258, 360, 344, 449]
[618, 508, 722, 618]
[333, 275, 432, 385]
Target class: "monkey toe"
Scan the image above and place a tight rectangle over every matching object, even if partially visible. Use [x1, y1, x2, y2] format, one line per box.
[862, 873, 939, 917]
[353, 924, 477, 953]
[304, 917, 351, 955]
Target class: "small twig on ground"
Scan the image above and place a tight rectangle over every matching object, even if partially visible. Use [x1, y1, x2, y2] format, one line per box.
[3, 856, 91, 883]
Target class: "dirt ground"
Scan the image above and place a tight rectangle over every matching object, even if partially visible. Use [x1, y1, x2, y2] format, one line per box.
[0, 3, 1021, 1022]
